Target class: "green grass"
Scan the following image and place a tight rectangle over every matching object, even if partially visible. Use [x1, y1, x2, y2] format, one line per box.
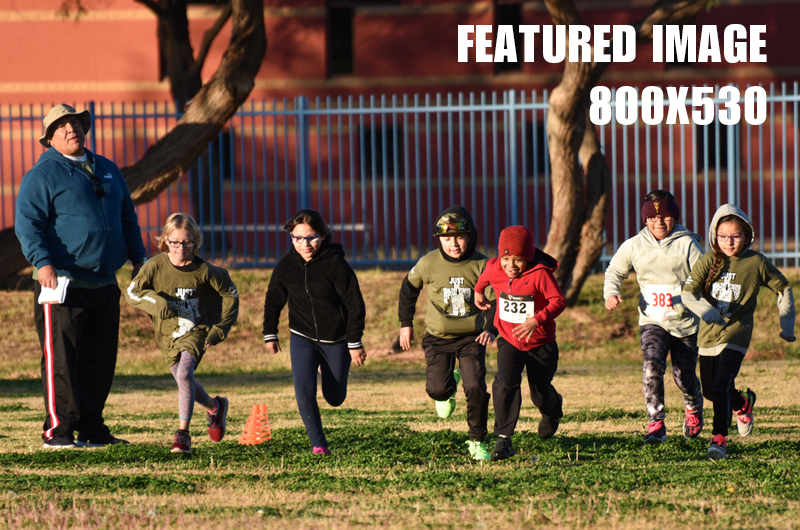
[1, 270, 799, 528]
[3, 362, 800, 529]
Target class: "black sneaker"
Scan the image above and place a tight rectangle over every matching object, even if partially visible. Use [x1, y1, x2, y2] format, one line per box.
[43, 435, 76, 449]
[75, 433, 131, 448]
[538, 394, 564, 440]
[491, 437, 516, 461]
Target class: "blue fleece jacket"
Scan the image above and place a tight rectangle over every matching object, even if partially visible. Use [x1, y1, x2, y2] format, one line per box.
[15, 148, 146, 284]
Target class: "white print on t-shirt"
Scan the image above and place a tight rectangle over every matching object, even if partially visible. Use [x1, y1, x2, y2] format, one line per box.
[168, 288, 201, 338]
[443, 277, 471, 317]
[712, 272, 740, 317]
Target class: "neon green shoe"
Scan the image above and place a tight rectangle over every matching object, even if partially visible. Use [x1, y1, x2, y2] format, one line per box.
[466, 440, 491, 461]
[434, 367, 461, 419]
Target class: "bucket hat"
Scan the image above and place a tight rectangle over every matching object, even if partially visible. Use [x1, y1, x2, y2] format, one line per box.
[39, 104, 91, 148]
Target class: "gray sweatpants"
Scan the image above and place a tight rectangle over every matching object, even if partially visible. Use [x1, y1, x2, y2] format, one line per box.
[641, 324, 703, 422]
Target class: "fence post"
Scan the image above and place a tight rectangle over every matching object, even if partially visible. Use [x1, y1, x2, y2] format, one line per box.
[88, 101, 97, 153]
[296, 95, 311, 208]
[507, 89, 519, 225]
[727, 122, 737, 205]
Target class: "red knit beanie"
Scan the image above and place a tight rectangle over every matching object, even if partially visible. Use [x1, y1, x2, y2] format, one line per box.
[498, 225, 536, 261]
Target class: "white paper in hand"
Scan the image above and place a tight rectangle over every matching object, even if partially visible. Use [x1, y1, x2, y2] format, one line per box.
[38, 277, 70, 305]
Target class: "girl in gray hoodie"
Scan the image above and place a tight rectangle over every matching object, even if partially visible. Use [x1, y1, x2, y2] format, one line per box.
[604, 190, 705, 444]
[682, 204, 796, 459]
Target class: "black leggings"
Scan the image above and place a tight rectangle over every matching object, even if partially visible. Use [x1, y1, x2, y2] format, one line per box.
[699, 349, 746, 437]
[290, 334, 352, 449]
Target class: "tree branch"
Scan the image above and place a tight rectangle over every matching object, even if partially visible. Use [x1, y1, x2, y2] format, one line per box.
[125, 0, 266, 204]
[192, 2, 233, 76]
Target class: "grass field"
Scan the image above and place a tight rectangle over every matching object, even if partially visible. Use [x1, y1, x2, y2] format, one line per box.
[1, 268, 799, 529]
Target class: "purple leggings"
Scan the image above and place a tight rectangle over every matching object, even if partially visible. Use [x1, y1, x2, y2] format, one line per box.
[169, 351, 212, 421]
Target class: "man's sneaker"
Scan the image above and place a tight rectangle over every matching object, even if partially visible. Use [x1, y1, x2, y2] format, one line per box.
[465, 440, 491, 461]
[75, 433, 131, 448]
[42, 435, 76, 449]
[171, 430, 191, 454]
[491, 436, 516, 461]
[707, 434, 727, 460]
[734, 388, 756, 437]
[312, 446, 331, 455]
[434, 368, 461, 419]
[538, 394, 564, 440]
[683, 407, 704, 440]
[207, 396, 229, 442]
[644, 419, 667, 444]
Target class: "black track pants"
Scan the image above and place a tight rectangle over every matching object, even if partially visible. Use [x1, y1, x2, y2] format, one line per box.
[34, 284, 120, 441]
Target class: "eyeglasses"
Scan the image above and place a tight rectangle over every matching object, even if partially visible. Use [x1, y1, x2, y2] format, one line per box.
[291, 234, 320, 244]
[646, 215, 672, 223]
[166, 238, 196, 249]
[717, 234, 744, 243]
[90, 175, 105, 199]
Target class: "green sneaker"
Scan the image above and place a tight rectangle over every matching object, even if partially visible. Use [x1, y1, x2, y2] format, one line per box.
[465, 440, 491, 461]
[434, 368, 461, 419]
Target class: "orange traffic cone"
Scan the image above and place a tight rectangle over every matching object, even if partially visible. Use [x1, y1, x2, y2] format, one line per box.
[239, 404, 272, 445]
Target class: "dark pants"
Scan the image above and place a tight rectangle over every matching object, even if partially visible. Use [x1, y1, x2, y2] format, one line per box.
[422, 333, 489, 442]
[493, 337, 561, 437]
[290, 334, 352, 449]
[640, 325, 702, 422]
[699, 350, 746, 437]
[34, 283, 121, 441]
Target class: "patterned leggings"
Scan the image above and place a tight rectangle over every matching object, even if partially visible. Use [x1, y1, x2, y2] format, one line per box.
[641, 325, 703, 422]
[169, 351, 212, 421]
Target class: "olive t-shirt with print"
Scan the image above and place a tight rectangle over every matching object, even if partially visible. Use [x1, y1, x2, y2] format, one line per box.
[683, 249, 789, 351]
[124, 253, 239, 364]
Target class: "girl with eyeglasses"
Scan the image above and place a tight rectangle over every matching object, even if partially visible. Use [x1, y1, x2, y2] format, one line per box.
[262, 209, 367, 455]
[125, 212, 239, 454]
[604, 190, 705, 445]
[682, 204, 796, 459]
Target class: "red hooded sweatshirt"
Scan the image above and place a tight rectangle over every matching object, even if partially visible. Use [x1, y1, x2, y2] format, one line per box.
[475, 250, 565, 351]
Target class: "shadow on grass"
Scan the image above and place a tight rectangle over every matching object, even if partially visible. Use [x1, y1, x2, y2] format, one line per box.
[0, 366, 429, 397]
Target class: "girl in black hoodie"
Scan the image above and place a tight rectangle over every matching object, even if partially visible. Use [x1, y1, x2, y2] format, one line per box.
[263, 209, 367, 455]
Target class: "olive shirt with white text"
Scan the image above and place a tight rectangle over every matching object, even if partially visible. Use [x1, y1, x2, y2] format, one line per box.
[124, 253, 239, 365]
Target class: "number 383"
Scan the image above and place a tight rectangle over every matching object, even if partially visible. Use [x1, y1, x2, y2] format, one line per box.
[651, 293, 673, 308]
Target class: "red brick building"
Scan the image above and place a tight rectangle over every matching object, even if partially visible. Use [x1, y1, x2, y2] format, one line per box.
[1, 0, 798, 106]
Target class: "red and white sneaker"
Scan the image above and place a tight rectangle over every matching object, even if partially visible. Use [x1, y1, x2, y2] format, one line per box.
[171, 429, 191, 454]
[683, 407, 704, 440]
[207, 396, 229, 442]
[734, 388, 756, 437]
[644, 419, 667, 444]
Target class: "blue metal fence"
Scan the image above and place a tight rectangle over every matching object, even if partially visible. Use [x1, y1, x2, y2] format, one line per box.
[1, 83, 799, 269]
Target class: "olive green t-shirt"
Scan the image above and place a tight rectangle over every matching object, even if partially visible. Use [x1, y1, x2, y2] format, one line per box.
[124, 253, 239, 364]
[406, 250, 493, 339]
[683, 249, 789, 352]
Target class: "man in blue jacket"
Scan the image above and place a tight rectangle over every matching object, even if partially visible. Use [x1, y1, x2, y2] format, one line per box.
[15, 104, 147, 449]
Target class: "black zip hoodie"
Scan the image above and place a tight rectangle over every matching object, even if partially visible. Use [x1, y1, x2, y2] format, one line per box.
[262, 242, 366, 349]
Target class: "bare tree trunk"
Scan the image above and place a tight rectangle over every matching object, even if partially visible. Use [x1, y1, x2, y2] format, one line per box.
[541, 0, 711, 306]
[125, 0, 265, 203]
[563, 112, 611, 305]
[0, 0, 265, 281]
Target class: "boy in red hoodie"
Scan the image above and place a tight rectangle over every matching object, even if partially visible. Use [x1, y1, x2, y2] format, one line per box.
[475, 225, 566, 461]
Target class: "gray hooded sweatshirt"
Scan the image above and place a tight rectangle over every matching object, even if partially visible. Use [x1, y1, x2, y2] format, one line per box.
[682, 204, 796, 355]
[604, 224, 704, 337]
